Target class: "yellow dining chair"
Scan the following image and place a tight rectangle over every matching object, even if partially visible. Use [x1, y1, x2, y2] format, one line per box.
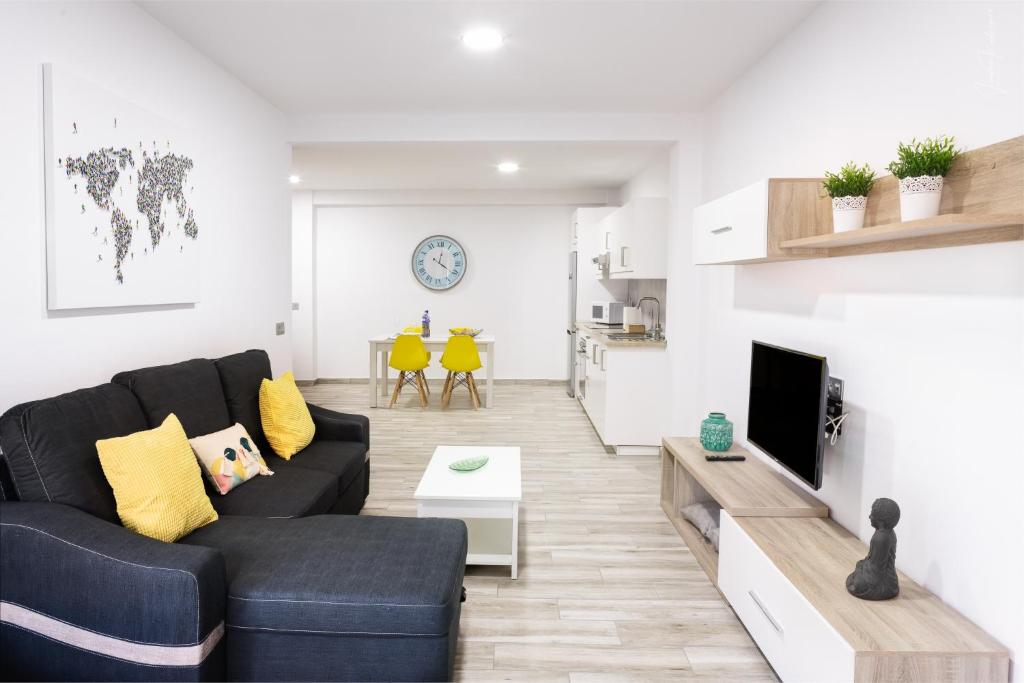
[440, 335, 483, 409]
[402, 325, 431, 393]
[388, 334, 430, 408]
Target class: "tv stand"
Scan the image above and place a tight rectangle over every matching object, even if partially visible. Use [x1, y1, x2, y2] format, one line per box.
[660, 437, 1009, 683]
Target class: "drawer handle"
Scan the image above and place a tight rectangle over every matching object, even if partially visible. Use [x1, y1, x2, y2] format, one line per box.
[748, 590, 783, 635]
[711, 225, 733, 235]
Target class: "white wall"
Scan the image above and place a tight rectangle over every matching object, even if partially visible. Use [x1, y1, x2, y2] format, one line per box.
[687, 1, 1024, 670]
[0, 2, 291, 411]
[291, 191, 316, 380]
[311, 203, 574, 380]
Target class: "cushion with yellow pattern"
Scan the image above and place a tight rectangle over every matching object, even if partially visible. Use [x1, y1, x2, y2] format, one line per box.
[189, 423, 274, 495]
[96, 414, 218, 542]
[259, 371, 315, 459]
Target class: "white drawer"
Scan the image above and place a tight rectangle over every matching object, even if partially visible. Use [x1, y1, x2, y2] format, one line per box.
[719, 512, 854, 682]
[692, 180, 769, 264]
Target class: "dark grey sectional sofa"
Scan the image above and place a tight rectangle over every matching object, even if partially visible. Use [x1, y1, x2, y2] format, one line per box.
[0, 350, 468, 682]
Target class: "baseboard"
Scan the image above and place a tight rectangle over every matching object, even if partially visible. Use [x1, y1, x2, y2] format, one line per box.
[302, 377, 565, 387]
[614, 445, 661, 456]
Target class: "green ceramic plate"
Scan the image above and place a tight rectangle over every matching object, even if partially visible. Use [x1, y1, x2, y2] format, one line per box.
[449, 456, 489, 472]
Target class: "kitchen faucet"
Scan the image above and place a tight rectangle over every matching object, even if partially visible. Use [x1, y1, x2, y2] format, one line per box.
[637, 297, 663, 340]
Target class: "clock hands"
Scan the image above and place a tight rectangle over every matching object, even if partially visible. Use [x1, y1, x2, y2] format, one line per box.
[432, 256, 451, 273]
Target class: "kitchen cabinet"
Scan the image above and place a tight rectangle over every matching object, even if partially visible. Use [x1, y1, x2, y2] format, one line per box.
[601, 197, 668, 279]
[571, 207, 616, 279]
[579, 333, 668, 455]
[692, 178, 831, 265]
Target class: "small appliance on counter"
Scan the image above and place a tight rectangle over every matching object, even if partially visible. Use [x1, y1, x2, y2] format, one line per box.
[591, 301, 624, 325]
[622, 306, 644, 333]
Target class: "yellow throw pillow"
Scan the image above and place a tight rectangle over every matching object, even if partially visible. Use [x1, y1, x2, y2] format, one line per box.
[96, 414, 218, 542]
[259, 371, 315, 459]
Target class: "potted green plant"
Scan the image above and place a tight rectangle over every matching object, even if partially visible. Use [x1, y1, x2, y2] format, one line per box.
[823, 162, 876, 232]
[887, 135, 962, 221]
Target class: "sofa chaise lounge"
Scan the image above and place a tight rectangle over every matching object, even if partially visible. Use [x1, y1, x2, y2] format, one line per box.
[0, 350, 468, 682]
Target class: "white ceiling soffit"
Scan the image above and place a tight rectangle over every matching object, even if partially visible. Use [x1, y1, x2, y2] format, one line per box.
[140, 1, 819, 116]
[290, 141, 672, 190]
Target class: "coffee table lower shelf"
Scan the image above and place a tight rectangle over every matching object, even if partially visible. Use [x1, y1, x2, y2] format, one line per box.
[416, 499, 520, 579]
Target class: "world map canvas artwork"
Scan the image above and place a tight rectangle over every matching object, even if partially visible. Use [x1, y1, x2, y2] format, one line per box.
[43, 64, 201, 309]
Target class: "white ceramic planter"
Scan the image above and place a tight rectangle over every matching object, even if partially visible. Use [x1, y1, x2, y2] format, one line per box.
[831, 195, 867, 232]
[898, 175, 943, 221]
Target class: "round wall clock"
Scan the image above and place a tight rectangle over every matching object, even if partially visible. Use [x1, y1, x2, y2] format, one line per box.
[412, 235, 467, 290]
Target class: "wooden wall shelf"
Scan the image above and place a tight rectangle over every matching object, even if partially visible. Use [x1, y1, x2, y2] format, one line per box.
[691, 136, 1022, 265]
[780, 212, 1024, 250]
[780, 136, 1024, 259]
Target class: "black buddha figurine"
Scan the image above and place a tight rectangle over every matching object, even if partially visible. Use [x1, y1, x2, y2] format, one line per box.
[845, 497, 900, 600]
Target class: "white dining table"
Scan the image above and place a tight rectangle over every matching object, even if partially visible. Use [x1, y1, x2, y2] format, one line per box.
[368, 333, 496, 408]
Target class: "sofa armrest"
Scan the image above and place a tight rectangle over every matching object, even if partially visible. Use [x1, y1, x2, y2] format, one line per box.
[0, 502, 225, 657]
[307, 403, 370, 450]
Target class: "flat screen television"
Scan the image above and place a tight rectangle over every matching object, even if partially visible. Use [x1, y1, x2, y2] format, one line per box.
[747, 341, 828, 490]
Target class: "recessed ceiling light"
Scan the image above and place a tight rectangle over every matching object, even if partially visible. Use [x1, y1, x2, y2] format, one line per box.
[462, 26, 504, 52]
[497, 161, 520, 174]
[288, 175, 302, 184]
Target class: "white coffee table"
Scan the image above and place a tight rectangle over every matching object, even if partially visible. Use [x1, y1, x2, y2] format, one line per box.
[414, 445, 522, 579]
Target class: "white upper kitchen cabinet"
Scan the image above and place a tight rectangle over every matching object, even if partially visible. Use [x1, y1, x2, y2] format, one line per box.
[572, 207, 616, 278]
[602, 197, 669, 279]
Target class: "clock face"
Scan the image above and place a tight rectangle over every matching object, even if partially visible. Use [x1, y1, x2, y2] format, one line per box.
[412, 235, 466, 290]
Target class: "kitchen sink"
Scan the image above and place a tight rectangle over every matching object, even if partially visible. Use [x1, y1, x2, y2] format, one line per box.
[605, 332, 665, 342]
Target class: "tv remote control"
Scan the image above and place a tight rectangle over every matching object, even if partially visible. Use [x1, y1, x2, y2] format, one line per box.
[705, 454, 746, 462]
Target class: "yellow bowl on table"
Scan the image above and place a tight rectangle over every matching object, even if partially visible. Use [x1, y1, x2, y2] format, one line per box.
[449, 327, 482, 337]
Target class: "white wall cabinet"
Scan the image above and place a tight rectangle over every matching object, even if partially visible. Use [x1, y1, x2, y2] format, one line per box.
[599, 197, 668, 279]
[580, 339, 668, 454]
[572, 207, 615, 280]
[692, 179, 830, 265]
[692, 180, 769, 264]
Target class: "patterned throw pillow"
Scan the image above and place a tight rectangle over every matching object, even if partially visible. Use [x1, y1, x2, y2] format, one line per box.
[259, 371, 315, 459]
[96, 414, 218, 542]
[189, 423, 274, 495]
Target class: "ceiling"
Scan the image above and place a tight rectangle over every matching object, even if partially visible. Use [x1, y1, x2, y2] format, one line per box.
[290, 141, 671, 190]
[140, 1, 819, 116]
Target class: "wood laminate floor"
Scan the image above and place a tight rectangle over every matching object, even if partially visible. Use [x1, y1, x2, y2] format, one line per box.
[300, 382, 775, 682]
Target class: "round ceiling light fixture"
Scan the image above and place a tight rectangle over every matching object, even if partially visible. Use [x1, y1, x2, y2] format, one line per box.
[461, 26, 504, 52]
[497, 161, 520, 174]
[288, 175, 302, 184]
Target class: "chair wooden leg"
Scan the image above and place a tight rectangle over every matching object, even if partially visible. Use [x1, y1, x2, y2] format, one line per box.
[467, 372, 481, 409]
[441, 372, 453, 408]
[388, 371, 404, 408]
[423, 371, 431, 395]
[415, 371, 429, 408]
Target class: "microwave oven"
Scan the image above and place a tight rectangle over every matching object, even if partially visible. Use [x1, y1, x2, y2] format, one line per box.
[591, 301, 624, 325]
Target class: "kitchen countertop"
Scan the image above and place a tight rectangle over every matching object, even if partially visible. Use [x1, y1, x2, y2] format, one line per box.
[576, 323, 668, 349]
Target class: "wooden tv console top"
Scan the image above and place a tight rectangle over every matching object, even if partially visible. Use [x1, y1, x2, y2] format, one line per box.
[661, 437, 827, 517]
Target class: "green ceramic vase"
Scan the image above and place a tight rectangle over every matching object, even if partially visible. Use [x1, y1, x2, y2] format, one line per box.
[700, 412, 733, 452]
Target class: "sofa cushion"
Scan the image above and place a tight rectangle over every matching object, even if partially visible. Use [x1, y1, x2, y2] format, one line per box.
[180, 515, 467, 636]
[269, 439, 367, 493]
[259, 372, 315, 459]
[214, 350, 273, 455]
[0, 384, 147, 523]
[206, 468, 338, 518]
[113, 359, 231, 438]
[190, 423, 273, 495]
[96, 414, 219, 542]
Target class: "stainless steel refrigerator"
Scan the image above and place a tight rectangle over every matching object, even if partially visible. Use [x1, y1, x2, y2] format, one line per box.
[567, 251, 577, 397]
